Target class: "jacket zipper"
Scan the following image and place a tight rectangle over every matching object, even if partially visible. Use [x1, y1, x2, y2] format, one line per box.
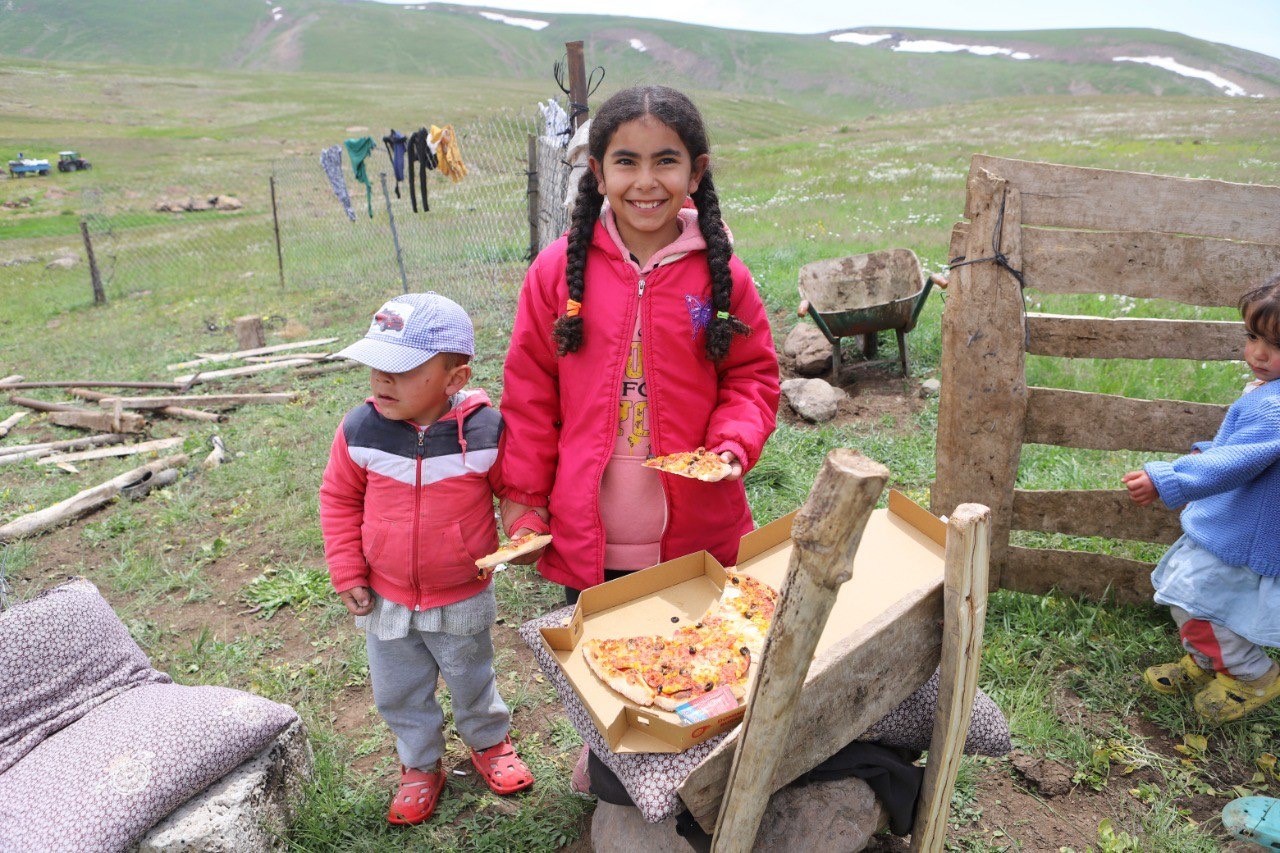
[636, 271, 671, 561]
[412, 425, 425, 610]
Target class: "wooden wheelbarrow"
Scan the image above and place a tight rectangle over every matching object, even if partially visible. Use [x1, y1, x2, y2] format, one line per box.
[796, 249, 946, 379]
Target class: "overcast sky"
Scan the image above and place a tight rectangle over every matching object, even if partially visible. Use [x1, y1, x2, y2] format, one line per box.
[372, 0, 1280, 60]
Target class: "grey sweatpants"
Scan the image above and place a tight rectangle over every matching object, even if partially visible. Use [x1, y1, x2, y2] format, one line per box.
[1172, 605, 1275, 682]
[366, 626, 510, 771]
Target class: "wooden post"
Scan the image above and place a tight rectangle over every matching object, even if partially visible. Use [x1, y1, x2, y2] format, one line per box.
[527, 134, 540, 262]
[0, 411, 26, 438]
[910, 503, 990, 852]
[566, 40, 588, 132]
[380, 172, 409, 294]
[80, 219, 105, 305]
[931, 167, 1025, 587]
[711, 449, 889, 853]
[233, 315, 266, 350]
[269, 174, 285, 289]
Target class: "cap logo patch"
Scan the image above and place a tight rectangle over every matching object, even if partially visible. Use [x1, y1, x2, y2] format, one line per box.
[373, 310, 405, 332]
[367, 301, 415, 338]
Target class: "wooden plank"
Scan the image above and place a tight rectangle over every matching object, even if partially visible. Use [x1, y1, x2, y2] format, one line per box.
[681, 577, 944, 833]
[0, 380, 183, 391]
[95, 392, 297, 410]
[911, 504, 990, 852]
[173, 358, 313, 386]
[1021, 228, 1280, 306]
[969, 155, 1280, 244]
[69, 388, 222, 423]
[1003, 545, 1154, 606]
[0, 434, 130, 466]
[932, 167, 1025, 584]
[49, 410, 147, 434]
[711, 451, 889, 853]
[0, 411, 27, 438]
[1027, 314, 1242, 361]
[1024, 387, 1226, 453]
[1012, 489, 1182, 544]
[38, 436, 186, 465]
[0, 454, 188, 542]
[165, 337, 339, 370]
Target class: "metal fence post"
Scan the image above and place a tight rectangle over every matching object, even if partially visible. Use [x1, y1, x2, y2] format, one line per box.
[379, 172, 409, 294]
[79, 219, 105, 305]
[269, 174, 285, 289]
[527, 134, 539, 262]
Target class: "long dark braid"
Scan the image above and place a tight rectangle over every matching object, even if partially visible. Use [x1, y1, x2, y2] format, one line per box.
[551, 85, 750, 360]
[552, 168, 604, 355]
[693, 175, 750, 360]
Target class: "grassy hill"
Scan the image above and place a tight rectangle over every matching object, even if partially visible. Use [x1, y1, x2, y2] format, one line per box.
[1, 0, 1278, 119]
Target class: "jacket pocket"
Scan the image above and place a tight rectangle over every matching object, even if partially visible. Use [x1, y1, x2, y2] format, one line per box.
[417, 520, 491, 591]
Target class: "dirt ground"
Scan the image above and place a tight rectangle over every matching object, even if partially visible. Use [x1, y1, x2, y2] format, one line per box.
[5, 344, 1256, 851]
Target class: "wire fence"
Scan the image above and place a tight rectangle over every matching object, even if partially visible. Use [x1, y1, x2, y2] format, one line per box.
[71, 107, 577, 339]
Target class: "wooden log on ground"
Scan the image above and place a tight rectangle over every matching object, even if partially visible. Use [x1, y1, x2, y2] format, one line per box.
[0, 453, 188, 542]
[49, 409, 147, 433]
[932, 167, 1025, 584]
[711, 450, 889, 853]
[910, 504, 991, 852]
[38, 436, 186, 465]
[165, 337, 339, 371]
[0, 375, 22, 386]
[173, 359, 313, 386]
[234, 315, 266, 350]
[0, 433, 128, 464]
[1, 380, 183, 391]
[0, 411, 27, 438]
[297, 360, 361, 378]
[95, 392, 297, 410]
[243, 353, 331, 363]
[69, 388, 222, 423]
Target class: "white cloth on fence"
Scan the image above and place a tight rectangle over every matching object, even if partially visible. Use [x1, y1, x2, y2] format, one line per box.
[539, 99, 570, 144]
[563, 119, 591, 212]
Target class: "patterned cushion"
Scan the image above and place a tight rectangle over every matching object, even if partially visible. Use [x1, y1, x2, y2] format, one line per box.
[0, 684, 298, 852]
[0, 578, 169, 775]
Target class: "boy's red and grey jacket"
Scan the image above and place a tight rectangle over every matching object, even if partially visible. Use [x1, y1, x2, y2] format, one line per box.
[320, 389, 502, 610]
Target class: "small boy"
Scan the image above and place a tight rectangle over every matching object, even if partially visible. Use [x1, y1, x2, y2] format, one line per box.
[319, 292, 539, 825]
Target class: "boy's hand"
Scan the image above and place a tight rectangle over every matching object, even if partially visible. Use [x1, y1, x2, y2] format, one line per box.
[505, 527, 547, 565]
[719, 451, 743, 482]
[1122, 471, 1157, 506]
[339, 586, 374, 616]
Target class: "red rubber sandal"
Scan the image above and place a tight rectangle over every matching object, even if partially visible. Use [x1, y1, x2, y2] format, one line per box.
[470, 735, 534, 796]
[387, 763, 446, 826]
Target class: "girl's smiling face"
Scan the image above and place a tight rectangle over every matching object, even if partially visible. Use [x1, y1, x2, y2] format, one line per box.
[589, 115, 708, 266]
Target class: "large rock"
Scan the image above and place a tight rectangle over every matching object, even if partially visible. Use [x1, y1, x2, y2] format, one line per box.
[781, 377, 845, 423]
[137, 719, 313, 852]
[783, 323, 833, 376]
[591, 776, 884, 852]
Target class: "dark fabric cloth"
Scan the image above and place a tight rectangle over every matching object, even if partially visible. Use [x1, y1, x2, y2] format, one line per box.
[382, 129, 407, 198]
[563, 569, 632, 605]
[406, 127, 437, 212]
[587, 740, 923, 840]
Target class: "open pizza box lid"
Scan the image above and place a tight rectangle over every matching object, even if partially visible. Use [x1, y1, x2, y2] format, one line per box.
[538, 490, 946, 753]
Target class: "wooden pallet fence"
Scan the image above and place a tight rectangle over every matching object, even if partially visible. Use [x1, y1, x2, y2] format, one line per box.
[932, 155, 1280, 605]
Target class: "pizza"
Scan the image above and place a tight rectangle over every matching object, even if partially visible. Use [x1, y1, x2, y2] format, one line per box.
[641, 447, 732, 482]
[474, 532, 552, 570]
[581, 570, 779, 711]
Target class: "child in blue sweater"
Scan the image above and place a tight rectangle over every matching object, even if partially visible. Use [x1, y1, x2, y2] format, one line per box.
[1123, 274, 1280, 723]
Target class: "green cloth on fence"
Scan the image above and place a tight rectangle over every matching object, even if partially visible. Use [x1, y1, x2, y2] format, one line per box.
[344, 136, 376, 218]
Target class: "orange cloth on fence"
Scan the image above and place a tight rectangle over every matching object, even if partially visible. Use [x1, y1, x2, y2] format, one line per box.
[429, 124, 468, 183]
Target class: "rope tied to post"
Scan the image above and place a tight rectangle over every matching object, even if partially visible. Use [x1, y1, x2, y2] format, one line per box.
[946, 186, 1031, 347]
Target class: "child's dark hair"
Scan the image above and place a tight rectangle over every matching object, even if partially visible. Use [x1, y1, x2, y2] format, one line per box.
[1240, 271, 1280, 348]
[553, 85, 750, 360]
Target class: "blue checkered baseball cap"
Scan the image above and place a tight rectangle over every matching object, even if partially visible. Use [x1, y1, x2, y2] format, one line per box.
[336, 292, 474, 373]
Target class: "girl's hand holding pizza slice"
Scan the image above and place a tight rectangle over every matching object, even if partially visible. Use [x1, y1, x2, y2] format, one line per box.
[642, 447, 739, 482]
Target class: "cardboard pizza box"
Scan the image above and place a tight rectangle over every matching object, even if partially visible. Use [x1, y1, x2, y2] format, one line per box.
[538, 490, 947, 753]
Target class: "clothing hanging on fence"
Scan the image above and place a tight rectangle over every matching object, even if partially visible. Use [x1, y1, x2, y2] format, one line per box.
[382, 129, 408, 199]
[406, 127, 436, 213]
[319, 145, 356, 222]
[429, 124, 468, 183]
[344, 136, 376, 218]
[539, 99, 570, 144]
[564, 118, 591, 212]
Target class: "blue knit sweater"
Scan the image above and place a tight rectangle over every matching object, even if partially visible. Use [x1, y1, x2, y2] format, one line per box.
[1145, 379, 1280, 578]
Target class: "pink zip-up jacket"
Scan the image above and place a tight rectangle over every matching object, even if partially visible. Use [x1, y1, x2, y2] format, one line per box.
[500, 217, 780, 590]
[319, 389, 502, 610]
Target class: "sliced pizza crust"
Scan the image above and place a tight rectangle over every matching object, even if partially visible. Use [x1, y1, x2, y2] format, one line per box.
[641, 447, 733, 482]
[474, 533, 553, 569]
[582, 638, 659, 706]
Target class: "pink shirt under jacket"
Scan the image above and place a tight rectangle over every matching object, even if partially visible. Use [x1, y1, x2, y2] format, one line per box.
[499, 218, 780, 591]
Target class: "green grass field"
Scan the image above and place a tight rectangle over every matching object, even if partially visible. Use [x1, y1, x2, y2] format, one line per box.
[3, 43, 1280, 851]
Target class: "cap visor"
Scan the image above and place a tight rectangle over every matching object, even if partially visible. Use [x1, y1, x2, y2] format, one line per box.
[335, 338, 437, 374]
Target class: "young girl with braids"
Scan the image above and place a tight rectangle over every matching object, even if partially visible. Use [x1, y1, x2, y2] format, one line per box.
[500, 85, 779, 598]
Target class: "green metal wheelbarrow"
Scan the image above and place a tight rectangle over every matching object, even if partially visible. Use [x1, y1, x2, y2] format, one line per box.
[796, 248, 944, 379]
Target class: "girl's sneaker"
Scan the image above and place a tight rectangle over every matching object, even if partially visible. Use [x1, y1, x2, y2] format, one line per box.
[1144, 655, 1213, 695]
[570, 744, 592, 797]
[1193, 666, 1280, 723]
[388, 763, 446, 826]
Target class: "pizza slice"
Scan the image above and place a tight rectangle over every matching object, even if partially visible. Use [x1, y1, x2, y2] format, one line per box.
[474, 532, 553, 570]
[581, 635, 666, 707]
[641, 447, 733, 482]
